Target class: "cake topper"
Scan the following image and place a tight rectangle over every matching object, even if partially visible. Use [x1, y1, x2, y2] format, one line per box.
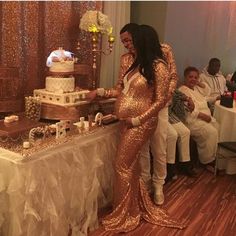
[46, 47, 74, 67]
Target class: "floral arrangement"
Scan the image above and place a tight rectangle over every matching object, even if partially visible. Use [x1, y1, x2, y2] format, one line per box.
[79, 10, 113, 35]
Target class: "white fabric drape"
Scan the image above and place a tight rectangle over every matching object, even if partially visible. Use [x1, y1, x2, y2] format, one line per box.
[0, 124, 119, 236]
[99, 1, 130, 88]
[164, 2, 236, 78]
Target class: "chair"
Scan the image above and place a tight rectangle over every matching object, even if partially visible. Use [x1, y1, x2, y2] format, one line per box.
[215, 142, 236, 175]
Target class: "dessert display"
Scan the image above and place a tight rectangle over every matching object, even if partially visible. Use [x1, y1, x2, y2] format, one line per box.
[0, 113, 111, 158]
[0, 49, 117, 158]
[25, 96, 41, 121]
[33, 48, 90, 119]
[4, 115, 19, 123]
[0, 114, 44, 142]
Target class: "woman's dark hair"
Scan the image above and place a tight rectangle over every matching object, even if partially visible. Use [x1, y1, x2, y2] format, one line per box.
[231, 71, 236, 83]
[126, 24, 164, 85]
[120, 23, 139, 35]
[184, 66, 199, 77]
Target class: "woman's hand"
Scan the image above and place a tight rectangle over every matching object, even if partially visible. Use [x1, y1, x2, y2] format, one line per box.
[120, 117, 133, 128]
[86, 90, 97, 101]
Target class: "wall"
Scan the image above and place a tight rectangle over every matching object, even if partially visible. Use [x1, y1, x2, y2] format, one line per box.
[164, 1, 236, 80]
[131, 1, 167, 42]
[131, 1, 236, 81]
[100, 1, 130, 88]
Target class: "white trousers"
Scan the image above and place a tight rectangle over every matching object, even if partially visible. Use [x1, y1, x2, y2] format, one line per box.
[187, 120, 218, 164]
[139, 107, 168, 187]
[167, 122, 191, 164]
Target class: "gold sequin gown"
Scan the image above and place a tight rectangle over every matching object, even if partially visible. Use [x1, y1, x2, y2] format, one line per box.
[101, 54, 185, 233]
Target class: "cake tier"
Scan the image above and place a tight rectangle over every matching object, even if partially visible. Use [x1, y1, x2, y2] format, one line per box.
[45, 76, 75, 93]
[49, 60, 74, 73]
[34, 89, 89, 106]
[39, 98, 116, 120]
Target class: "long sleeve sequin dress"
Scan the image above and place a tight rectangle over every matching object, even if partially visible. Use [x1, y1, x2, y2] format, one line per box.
[101, 54, 185, 233]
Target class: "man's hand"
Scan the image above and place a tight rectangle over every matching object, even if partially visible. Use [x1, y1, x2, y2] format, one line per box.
[86, 90, 97, 101]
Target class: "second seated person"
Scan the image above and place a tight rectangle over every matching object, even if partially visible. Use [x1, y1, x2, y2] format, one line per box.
[87, 25, 185, 232]
[198, 58, 227, 111]
[179, 66, 218, 171]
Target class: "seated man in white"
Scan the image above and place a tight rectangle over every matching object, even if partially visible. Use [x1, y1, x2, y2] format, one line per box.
[166, 90, 196, 181]
[198, 58, 227, 108]
[179, 66, 219, 172]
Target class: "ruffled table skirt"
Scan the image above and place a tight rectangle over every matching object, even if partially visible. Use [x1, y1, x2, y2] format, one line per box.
[0, 124, 119, 236]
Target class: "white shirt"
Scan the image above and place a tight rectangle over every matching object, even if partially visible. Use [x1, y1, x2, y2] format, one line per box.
[178, 85, 215, 125]
[199, 67, 227, 103]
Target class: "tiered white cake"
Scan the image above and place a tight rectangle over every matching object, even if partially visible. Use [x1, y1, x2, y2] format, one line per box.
[34, 48, 89, 107]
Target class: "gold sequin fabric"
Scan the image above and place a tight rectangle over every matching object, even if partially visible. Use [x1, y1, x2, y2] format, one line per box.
[101, 54, 186, 233]
[103, 53, 134, 98]
[161, 43, 178, 100]
[0, 1, 102, 94]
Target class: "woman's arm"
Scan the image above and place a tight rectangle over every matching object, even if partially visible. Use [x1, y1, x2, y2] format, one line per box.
[87, 53, 133, 100]
[161, 44, 178, 102]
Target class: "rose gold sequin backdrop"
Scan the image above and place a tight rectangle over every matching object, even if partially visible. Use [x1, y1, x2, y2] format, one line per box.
[0, 1, 103, 95]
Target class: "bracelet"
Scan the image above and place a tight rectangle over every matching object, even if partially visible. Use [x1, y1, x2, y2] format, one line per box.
[96, 88, 105, 96]
[131, 117, 141, 127]
[104, 89, 112, 97]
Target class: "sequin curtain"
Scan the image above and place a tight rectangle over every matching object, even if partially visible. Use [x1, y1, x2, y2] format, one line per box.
[0, 1, 103, 95]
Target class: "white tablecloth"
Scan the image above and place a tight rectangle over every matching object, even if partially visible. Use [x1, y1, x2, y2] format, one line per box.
[0, 124, 119, 236]
[213, 100, 236, 174]
[213, 100, 236, 142]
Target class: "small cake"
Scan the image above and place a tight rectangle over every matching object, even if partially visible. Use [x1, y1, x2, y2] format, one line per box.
[4, 115, 19, 123]
[49, 60, 74, 73]
[46, 47, 75, 73]
[33, 47, 90, 107]
[32, 47, 111, 120]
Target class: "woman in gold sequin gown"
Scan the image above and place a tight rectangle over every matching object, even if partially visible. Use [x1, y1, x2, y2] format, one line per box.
[92, 25, 185, 233]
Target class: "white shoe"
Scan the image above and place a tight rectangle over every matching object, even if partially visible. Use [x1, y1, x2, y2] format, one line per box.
[154, 185, 164, 205]
[172, 174, 178, 180]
